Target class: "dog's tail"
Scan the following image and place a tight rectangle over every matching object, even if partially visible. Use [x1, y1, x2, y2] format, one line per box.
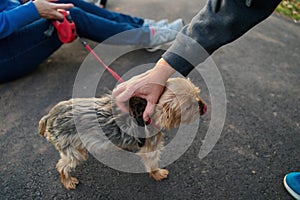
[38, 115, 49, 137]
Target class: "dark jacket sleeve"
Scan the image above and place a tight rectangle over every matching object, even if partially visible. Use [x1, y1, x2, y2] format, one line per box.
[162, 0, 282, 76]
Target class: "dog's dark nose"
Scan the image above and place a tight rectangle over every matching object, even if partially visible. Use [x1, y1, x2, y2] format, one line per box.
[198, 101, 207, 115]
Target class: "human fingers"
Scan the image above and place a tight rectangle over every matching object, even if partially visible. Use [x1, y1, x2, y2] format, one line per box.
[50, 3, 74, 14]
[143, 101, 156, 122]
[112, 82, 127, 98]
[115, 100, 129, 114]
[33, 0, 73, 20]
[51, 2, 74, 11]
[51, 3, 73, 19]
[143, 84, 165, 121]
[113, 83, 135, 102]
[112, 83, 136, 113]
[112, 71, 150, 102]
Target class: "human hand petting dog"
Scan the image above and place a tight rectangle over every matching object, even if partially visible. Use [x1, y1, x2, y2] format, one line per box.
[112, 58, 176, 122]
[33, 0, 73, 20]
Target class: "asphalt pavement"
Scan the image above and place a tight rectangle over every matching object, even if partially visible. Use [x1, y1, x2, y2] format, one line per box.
[0, 0, 299, 199]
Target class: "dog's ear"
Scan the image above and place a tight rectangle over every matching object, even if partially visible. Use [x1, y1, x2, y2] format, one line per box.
[155, 100, 181, 130]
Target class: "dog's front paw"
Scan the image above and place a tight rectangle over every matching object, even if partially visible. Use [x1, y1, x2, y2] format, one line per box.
[62, 177, 79, 190]
[150, 169, 169, 181]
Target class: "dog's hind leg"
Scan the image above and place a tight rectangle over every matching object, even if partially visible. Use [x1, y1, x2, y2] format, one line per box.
[56, 148, 87, 190]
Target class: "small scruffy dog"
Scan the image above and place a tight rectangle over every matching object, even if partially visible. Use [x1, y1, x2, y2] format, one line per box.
[38, 77, 207, 189]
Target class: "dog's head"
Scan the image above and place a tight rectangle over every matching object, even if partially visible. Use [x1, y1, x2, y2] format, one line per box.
[153, 77, 207, 130]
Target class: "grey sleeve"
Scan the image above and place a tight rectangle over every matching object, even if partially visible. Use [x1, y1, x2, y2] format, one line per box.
[162, 0, 282, 76]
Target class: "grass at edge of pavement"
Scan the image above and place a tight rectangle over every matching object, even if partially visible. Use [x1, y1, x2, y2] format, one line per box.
[276, 0, 300, 22]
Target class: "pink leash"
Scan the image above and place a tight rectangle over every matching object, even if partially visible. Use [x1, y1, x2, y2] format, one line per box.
[80, 39, 160, 129]
[80, 40, 124, 82]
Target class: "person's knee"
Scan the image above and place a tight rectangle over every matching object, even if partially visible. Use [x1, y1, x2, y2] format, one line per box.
[69, 7, 85, 19]
[68, 7, 90, 36]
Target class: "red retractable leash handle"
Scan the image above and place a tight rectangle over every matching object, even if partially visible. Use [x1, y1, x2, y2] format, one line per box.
[52, 10, 123, 82]
[52, 10, 77, 44]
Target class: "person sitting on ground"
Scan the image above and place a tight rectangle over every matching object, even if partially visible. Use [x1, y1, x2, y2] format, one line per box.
[0, 0, 183, 83]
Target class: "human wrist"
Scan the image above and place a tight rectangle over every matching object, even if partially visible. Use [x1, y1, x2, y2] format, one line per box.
[153, 58, 176, 82]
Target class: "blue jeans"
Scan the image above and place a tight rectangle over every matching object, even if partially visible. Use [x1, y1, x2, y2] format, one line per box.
[0, 0, 150, 83]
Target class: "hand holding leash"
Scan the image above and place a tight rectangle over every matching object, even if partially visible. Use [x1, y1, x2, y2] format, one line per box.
[33, 0, 73, 20]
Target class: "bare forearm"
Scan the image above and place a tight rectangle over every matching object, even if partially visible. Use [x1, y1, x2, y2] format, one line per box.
[152, 58, 176, 83]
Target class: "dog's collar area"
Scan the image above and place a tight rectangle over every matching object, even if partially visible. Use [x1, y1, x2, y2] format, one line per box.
[146, 118, 161, 130]
[134, 119, 160, 147]
[145, 119, 152, 125]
